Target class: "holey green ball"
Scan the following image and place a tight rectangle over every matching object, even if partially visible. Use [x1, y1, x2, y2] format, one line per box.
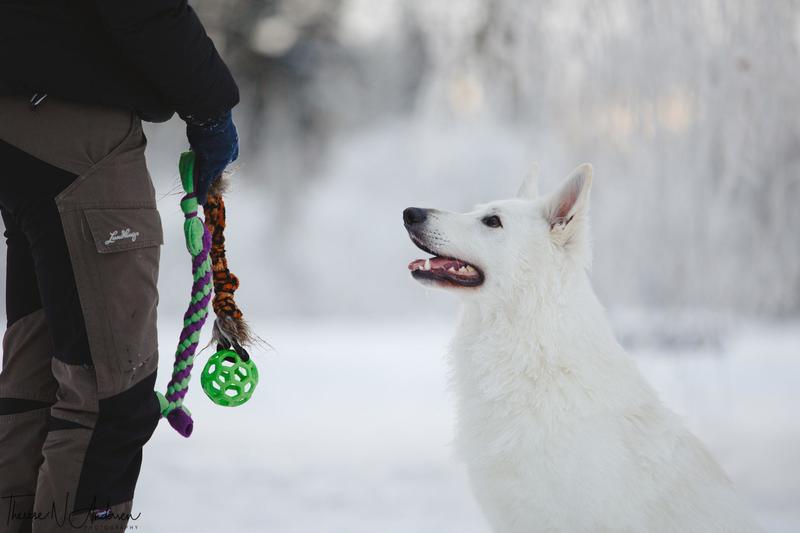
[201, 349, 259, 407]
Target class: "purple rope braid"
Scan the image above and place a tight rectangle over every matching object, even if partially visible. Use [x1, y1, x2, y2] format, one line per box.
[164, 227, 212, 437]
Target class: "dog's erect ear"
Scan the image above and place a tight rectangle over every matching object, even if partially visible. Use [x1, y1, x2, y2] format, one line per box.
[516, 162, 540, 199]
[545, 163, 593, 241]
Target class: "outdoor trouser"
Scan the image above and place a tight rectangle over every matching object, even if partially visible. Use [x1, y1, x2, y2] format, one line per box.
[0, 96, 163, 532]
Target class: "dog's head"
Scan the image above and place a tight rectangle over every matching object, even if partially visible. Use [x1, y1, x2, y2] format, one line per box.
[404, 163, 593, 298]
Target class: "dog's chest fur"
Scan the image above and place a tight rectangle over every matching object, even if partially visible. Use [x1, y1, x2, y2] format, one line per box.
[447, 280, 760, 533]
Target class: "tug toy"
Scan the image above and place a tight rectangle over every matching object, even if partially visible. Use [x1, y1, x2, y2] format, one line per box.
[156, 151, 259, 438]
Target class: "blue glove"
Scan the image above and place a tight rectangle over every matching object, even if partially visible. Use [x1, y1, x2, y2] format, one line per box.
[184, 110, 239, 205]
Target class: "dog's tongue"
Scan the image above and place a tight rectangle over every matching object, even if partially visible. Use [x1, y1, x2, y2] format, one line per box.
[408, 257, 480, 278]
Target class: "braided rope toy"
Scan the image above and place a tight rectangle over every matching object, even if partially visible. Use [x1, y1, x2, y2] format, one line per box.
[156, 151, 259, 438]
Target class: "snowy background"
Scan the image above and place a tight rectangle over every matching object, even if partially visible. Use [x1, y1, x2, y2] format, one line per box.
[135, 1, 800, 530]
[6, 0, 800, 531]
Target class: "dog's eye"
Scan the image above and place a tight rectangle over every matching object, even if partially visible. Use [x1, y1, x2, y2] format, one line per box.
[482, 215, 502, 228]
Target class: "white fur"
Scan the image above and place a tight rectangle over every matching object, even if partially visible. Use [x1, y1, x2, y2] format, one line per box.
[408, 164, 762, 533]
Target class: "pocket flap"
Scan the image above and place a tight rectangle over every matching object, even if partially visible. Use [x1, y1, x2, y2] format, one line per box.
[84, 208, 164, 253]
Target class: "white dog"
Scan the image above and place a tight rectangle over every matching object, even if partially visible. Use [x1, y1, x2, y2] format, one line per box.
[403, 164, 761, 533]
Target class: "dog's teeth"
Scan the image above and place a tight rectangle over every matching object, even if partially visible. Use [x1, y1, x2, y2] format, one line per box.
[424, 259, 431, 271]
[448, 267, 457, 272]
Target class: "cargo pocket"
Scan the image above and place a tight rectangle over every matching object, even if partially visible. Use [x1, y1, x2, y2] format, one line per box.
[74, 207, 163, 397]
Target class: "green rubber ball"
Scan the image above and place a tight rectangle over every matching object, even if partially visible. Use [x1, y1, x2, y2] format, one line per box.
[200, 349, 259, 407]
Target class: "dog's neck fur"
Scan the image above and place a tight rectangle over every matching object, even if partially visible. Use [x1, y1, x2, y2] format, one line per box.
[449, 259, 653, 463]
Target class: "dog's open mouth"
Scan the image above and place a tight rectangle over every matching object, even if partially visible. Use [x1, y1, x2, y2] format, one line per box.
[407, 235, 484, 287]
[408, 256, 484, 287]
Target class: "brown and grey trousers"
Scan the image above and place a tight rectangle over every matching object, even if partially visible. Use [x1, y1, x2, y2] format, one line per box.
[0, 96, 162, 532]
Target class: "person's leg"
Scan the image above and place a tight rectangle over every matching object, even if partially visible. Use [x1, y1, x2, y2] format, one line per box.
[0, 97, 163, 532]
[0, 208, 58, 533]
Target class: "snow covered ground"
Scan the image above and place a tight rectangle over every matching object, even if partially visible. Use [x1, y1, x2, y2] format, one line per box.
[135, 316, 800, 532]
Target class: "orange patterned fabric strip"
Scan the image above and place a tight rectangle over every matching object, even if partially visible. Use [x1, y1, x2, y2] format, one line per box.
[203, 194, 244, 321]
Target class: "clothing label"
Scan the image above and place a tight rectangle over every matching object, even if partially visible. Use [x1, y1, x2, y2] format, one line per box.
[105, 228, 140, 245]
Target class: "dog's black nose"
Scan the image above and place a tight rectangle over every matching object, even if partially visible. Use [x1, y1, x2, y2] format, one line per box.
[403, 207, 428, 227]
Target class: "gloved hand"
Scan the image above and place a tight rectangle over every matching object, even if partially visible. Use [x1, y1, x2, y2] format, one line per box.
[184, 110, 239, 205]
